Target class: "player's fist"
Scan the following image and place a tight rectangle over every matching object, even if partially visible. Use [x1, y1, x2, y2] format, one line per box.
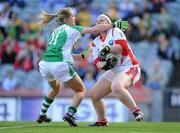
[101, 53, 118, 70]
[98, 45, 110, 61]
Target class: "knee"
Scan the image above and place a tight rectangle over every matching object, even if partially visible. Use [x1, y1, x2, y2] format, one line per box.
[76, 87, 86, 96]
[81, 87, 86, 97]
[90, 91, 100, 101]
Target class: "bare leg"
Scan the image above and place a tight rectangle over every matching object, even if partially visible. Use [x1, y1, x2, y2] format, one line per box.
[111, 72, 144, 121]
[63, 75, 86, 126]
[37, 80, 61, 123]
[111, 72, 137, 112]
[90, 77, 111, 120]
[65, 75, 86, 108]
[47, 80, 61, 99]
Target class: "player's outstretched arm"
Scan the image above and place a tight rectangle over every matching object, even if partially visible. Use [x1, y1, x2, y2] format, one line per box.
[81, 19, 127, 34]
[81, 24, 113, 34]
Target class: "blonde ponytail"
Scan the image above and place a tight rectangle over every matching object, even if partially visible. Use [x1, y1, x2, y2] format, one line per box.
[38, 10, 56, 28]
[38, 7, 73, 28]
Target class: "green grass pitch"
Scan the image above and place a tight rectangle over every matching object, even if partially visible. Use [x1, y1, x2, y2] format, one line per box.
[0, 122, 180, 133]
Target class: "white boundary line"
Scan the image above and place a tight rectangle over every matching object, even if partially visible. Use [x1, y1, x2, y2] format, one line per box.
[0, 124, 48, 130]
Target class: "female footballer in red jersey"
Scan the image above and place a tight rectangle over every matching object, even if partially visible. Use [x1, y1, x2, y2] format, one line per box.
[89, 14, 144, 126]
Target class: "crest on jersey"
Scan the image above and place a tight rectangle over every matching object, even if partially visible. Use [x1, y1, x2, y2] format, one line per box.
[108, 39, 114, 46]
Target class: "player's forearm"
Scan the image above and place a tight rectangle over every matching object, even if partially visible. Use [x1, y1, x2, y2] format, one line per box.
[82, 24, 113, 34]
[109, 45, 122, 54]
[92, 24, 113, 33]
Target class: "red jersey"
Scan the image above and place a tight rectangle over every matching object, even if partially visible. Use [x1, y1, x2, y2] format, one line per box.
[92, 27, 138, 69]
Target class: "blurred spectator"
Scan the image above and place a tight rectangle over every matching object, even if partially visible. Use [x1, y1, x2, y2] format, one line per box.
[151, 21, 169, 40]
[147, 59, 168, 89]
[142, 0, 152, 13]
[126, 21, 140, 42]
[119, 0, 135, 19]
[28, 14, 39, 33]
[157, 6, 173, 32]
[151, 0, 165, 13]
[15, 0, 26, 8]
[107, 3, 120, 21]
[125, 2, 143, 19]
[2, 70, 17, 91]
[157, 34, 177, 63]
[66, 0, 80, 7]
[8, 11, 23, 40]
[0, 2, 11, 29]
[1, 38, 16, 64]
[139, 12, 151, 30]
[14, 48, 33, 72]
[76, 4, 92, 26]
[0, 28, 5, 43]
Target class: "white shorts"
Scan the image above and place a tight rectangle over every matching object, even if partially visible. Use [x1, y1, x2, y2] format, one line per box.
[39, 61, 76, 82]
[102, 65, 141, 85]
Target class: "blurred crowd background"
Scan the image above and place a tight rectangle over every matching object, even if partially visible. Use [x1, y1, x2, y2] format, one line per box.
[0, 0, 180, 121]
[0, 0, 180, 91]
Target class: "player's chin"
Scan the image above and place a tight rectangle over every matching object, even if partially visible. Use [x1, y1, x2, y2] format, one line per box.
[71, 22, 75, 26]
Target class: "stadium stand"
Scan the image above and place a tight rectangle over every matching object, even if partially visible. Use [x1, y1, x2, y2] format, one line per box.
[0, 0, 180, 122]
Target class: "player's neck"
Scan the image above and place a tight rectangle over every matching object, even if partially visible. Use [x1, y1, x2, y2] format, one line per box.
[100, 32, 107, 42]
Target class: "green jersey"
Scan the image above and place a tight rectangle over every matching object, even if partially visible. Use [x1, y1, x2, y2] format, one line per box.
[43, 24, 83, 63]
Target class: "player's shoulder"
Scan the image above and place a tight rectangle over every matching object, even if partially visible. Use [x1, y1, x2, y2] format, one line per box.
[113, 27, 124, 34]
[111, 27, 126, 39]
[62, 24, 78, 31]
[71, 25, 83, 32]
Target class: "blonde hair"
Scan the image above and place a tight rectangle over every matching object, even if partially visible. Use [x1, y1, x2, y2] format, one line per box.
[38, 7, 73, 28]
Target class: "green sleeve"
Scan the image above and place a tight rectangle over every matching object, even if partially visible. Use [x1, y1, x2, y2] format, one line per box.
[72, 25, 83, 32]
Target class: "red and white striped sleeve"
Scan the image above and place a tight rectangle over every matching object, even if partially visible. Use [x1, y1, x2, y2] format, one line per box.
[113, 27, 139, 65]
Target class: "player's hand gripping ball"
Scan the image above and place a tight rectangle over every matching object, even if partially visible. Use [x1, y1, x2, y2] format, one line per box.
[98, 45, 111, 61]
[101, 53, 118, 70]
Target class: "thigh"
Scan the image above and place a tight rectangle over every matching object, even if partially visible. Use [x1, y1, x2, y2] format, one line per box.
[113, 72, 132, 89]
[91, 76, 112, 100]
[65, 75, 85, 92]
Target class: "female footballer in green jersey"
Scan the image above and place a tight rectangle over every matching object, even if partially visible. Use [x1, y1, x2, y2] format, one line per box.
[36, 7, 126, 126]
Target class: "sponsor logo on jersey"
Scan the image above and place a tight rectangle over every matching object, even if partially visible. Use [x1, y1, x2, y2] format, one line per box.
[108, 39, 114, 46]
